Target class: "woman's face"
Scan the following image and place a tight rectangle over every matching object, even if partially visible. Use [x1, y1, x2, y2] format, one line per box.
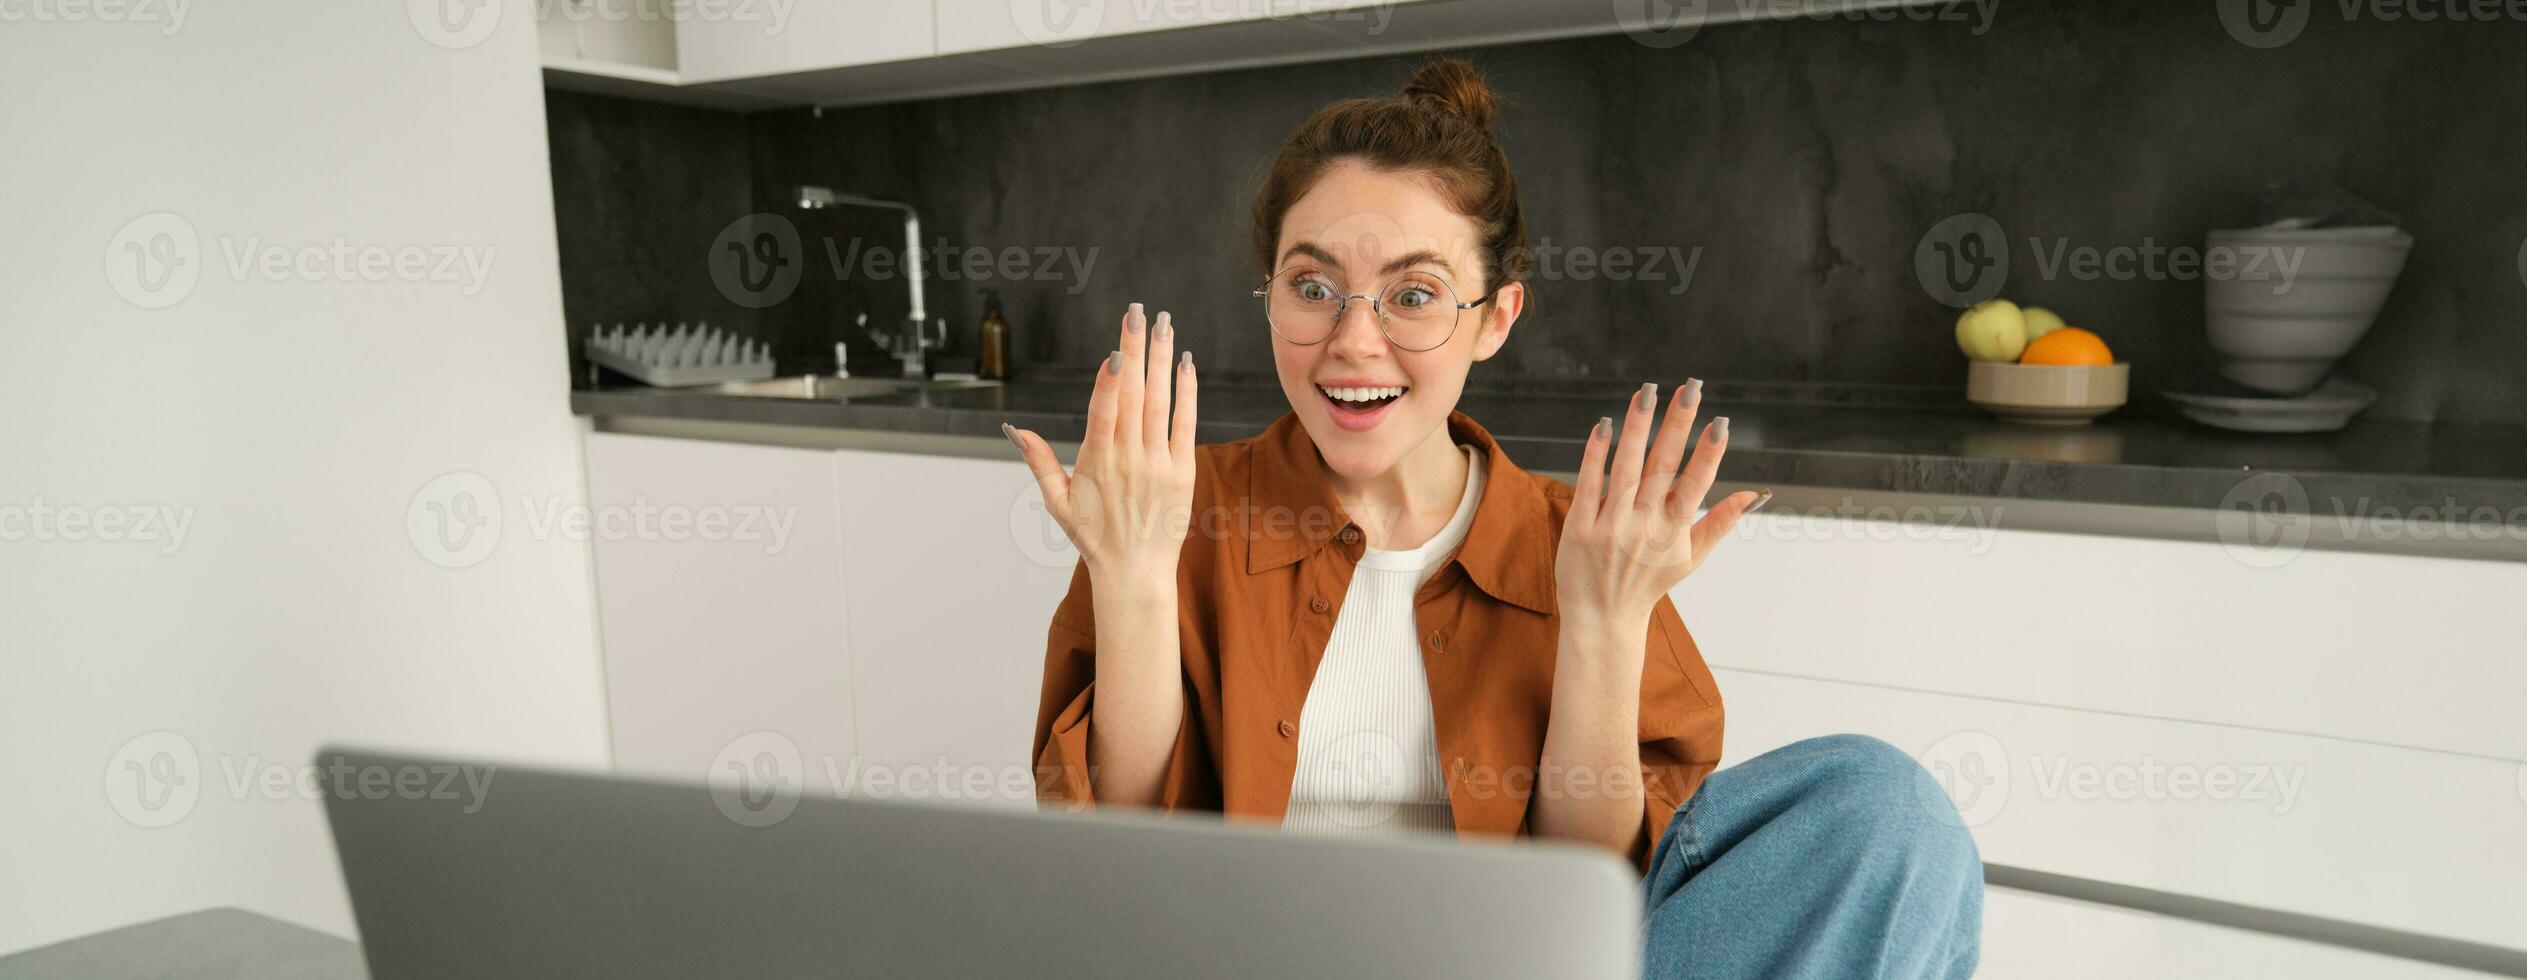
[1268, 160, 1523, 481]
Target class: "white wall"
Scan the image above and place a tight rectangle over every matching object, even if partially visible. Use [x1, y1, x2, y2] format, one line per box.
[0, 0, 610, 953]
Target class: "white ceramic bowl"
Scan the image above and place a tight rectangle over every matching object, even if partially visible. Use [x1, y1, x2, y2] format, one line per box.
[2202, 226, 2411, 395]
[1966, 361, 2129, 425]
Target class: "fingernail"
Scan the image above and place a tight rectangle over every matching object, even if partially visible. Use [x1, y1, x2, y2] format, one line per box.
[1179, 350, 1192, 371]
[1636, 382, 1656, 411]
[1595, 416, 1611, 439]
[1129, 301, 1144, 319]
[1683, 377, 1703, 401]
[1002, 421, 1023, 451]
[1156, 311, 1172, 338]
[1126, 311, 1144, 334]
[1711, 416, 1730, 441]
[1749, 488, 1774, 513]
[1107, 350, 1122, 374]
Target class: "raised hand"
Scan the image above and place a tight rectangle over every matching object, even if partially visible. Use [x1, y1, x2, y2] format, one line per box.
[1005, 303, 1199, 584]
[1555, 379, 1768, 629]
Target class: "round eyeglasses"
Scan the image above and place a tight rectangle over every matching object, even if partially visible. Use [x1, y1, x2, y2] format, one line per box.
[1253, 266, 1492, 352]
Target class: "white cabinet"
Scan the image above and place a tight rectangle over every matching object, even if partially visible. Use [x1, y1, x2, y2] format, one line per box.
[1982, 888, 2505, 979]
[829, 448, 1076, 808]
[536, 1, 678, 77]
[583, 433, 859, 793]
[675, 0, 934, 83]
[932, 0, 1443, 57]
[581, 431, 2520, 969]
[536, 1, 927, 108]
[1674, 508, 2527, 953]
[556, 0, 1922, 109]
[584, 431, 1073, 809]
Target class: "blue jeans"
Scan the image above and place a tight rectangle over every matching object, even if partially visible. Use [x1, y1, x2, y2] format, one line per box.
[1641, 735, 1984, 979]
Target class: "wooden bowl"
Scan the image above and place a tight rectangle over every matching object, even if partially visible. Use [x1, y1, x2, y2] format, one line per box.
[1966, 361, 2129, 425]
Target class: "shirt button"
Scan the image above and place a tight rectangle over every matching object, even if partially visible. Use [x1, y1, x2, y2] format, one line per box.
[1339, 527, 1361, 544]
[1429, 630, 1449, 650]
[1277, 719, 1297, 738]
[1452, 757, 1470, 778]
[1309, 595, 1329, 614]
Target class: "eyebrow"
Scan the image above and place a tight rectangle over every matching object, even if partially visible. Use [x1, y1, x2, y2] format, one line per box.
[1278, 241, 1457, 278]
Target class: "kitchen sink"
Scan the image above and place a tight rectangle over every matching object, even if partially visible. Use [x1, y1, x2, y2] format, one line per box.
[702, 375, 1005, 400]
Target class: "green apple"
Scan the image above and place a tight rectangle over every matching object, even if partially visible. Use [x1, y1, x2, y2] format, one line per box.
[2021, 306, 2067, 344]
[1955, 299, 2027, 362]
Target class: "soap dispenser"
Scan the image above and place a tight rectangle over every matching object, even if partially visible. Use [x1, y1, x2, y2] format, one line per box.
[978, 288, 1012, 381]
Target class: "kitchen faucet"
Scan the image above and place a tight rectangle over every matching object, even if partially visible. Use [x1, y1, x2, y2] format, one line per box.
[794, 185, 942, 378]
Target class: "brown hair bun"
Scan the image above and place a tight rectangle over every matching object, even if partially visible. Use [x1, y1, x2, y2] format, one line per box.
[1250, 55, 1529, 293]
[1401, 57, 1498, 131]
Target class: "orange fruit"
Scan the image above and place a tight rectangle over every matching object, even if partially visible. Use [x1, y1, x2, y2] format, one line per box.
[2019, 327, 2113, 366]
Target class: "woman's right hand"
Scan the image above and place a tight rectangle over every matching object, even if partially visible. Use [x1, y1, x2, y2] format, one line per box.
[1005, 302, 1199, 584]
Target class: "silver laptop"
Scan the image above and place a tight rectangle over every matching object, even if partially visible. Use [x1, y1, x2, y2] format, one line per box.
[319, 747, 1642, 979]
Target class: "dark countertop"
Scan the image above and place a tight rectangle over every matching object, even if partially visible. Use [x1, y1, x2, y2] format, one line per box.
[571, 377, 2527, 518]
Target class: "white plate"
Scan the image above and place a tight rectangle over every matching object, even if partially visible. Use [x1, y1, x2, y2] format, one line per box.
[2163, 378, 2377, 433]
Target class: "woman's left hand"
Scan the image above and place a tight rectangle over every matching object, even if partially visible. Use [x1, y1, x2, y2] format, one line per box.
[1555, 379, 1769, 632]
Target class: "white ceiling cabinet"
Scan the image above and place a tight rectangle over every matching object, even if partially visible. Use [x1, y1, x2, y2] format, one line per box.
[930, 0, 1450, 57]
[675, 0, 935, 84]
[546, 0, 1939, 110]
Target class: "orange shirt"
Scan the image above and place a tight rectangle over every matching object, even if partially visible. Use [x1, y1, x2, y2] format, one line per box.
[1030, 408, 1725, 872]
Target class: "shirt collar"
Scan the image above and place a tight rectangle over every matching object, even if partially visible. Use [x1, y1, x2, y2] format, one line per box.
[1243, 409, 1558, 616]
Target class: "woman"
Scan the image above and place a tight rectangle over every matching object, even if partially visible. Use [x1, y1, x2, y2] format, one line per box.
[1003, 59, 1981, 979]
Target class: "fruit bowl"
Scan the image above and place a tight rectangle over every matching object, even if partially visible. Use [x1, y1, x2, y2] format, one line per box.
[1966, 361, 2129, 425]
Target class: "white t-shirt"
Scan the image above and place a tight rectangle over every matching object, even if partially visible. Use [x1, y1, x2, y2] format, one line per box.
[1282, 443, 1485, 837]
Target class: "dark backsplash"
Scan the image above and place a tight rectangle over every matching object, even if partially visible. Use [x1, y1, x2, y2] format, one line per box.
[546, 0, 2527, 425]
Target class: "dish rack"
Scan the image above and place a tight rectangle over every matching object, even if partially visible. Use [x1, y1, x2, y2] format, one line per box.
[586, 322, 776, 386]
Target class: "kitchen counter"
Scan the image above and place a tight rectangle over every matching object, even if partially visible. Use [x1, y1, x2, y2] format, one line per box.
[572, 375, 2527, 561]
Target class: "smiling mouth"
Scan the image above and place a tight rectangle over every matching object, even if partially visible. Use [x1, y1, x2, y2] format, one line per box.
[1318, 384, 1407, 415]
